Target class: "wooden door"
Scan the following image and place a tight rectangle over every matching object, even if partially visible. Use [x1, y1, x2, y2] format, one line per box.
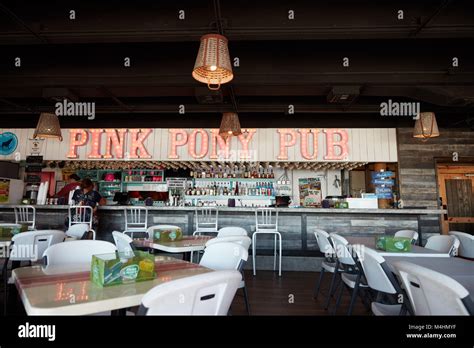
[438, 165, 474, 234]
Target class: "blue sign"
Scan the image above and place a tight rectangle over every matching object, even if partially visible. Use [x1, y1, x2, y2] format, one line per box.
[372, 179, 394, 186]
[0, 132, 18, 156]
[371, 171, 393, 179]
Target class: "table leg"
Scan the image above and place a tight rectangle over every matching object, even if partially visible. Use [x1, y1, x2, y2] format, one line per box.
[417, 215, 423, 246]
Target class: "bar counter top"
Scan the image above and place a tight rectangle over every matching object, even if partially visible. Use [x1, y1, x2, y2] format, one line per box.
[0, 204, 446, 215]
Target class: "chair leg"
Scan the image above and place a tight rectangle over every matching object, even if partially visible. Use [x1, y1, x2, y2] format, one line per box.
[278, 233, 282, 277]
[252, 233, 257, 276]
[347, 273, 361, 316]
[324, 263, 339, 310]
[313, 268, 325, 299]
[243, 285, 250, 315]
[2, 258, 8, 316]
[273, 234, 277, 271]
[332, 280, 345, 315]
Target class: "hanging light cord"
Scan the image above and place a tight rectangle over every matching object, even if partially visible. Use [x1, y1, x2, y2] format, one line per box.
[212, 0, 239, 115]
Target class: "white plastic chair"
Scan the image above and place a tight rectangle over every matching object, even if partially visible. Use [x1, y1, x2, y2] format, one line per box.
[14, 205, 36, 230]
[10, 230, 65, 262]
[217, 226, 248, 238]
[112, 231, 135, 256]
[252, 208, 282, 276]
[201, 239, 251, 314]
[330, 233, 370, 315]
[425, 235, 460, 256]
[353, 245, 406, 316]
[124, 207, 148, 238]
[392, 261, 473, 315]
[206, 236, 252, 250]
[68, 205, 93, 230]
[193, 207, 219, 235]
[66, 223, 96, 240]
[313, 229, 338, 306]
[139, 270, 242, 315]
[43, 240, 117, 266]
[394, 230, 419, 244]
[448, 231, 474, 258]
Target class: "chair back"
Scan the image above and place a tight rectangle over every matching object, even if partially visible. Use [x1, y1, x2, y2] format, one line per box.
[448, 231, 474, 258]
[206, 236, 252, 251]
[392, 261, 473, 315]
[195, 207, 219, 232]
[329, 233, 356, 266]
[14, 205, 36, 230]
[140, 270, 241, 315]
[200, 242, 248, 271]
[10, 230, 65, 262]
[68, 205, 93, 229]
[124, 207, 148, 232]
[66, 223, 90, 239]
[394, 230, 419, 244]
[217, 226, 247, 237]
[255, 208, 278, 232]
[353, 245, 398, 294]
[112, 231, 135, 256]
[314, 229, 335, 256]
[425, 235, 459, 255]
[43, 240, 117, 266]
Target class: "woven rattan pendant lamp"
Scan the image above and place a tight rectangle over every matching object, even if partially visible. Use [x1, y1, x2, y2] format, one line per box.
[413, 112, 440, 140]
[192, 33, 233, 90]
[33, 112, 63, 141]
[219, 112, 242, 139]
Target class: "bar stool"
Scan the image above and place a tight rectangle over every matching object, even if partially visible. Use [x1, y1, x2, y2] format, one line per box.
[124, 207, 148, 238]
[252, 208, 282, 276]
[14, 205, 36, 230]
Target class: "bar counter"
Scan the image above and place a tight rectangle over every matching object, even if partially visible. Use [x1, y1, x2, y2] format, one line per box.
[0, 204, 445, 271]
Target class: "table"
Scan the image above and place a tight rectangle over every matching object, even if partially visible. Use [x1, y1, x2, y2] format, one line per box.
[134, 236, 213, 261]
[12, 255, 212, 315]
[384, 256, 474, 301]
[347, 236, 450, 258]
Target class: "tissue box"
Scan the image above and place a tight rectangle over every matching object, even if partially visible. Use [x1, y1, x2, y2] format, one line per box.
[0, 224, 28, 237]
[91, 250, 156, 287]
[375, 236, 412, 252]
[151, 226, 183, 243]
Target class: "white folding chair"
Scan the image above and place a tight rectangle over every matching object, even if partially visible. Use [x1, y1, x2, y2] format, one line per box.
[139, 270, 241, 315]
[217, 226, 248, 237]
[66, 223, 95, 240]
[68, 205, 93, 230]
[313, 229, 338, 306]
[448, 231, 474, 258]
[392, 261, 473, 315]
[112, 231, 135, 256]
[14, 205, 36, 230]
[43, 240, 117, 266]
[425, 235, 459, 256]
[394, 230, 419, 244]
[193, 207, 219, 235]
[252, 208, 282, 276]
[353, 245, 407, 316]
[330, 233, 370, 315]
[124, 207, 148, 238]
[201, 238, 251, 314]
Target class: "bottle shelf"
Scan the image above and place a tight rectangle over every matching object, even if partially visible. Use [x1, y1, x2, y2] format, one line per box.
[191, 177, 275, 181]
[184, 195, 275, 200]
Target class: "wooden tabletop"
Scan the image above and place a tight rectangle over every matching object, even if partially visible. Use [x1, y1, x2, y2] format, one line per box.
[12, 255, 212, 315]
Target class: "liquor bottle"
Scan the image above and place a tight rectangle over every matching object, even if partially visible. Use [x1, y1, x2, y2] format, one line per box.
[235, 181, 239, 196]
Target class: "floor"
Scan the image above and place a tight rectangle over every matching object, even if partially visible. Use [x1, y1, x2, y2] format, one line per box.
[1, 265, 370, 316]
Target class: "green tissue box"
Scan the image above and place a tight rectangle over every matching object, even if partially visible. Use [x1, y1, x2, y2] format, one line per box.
[375, 236, 412, 252]
[91, 250, 156, 287]
[151, 226, 183, 243]
[0, 224, 28, 238]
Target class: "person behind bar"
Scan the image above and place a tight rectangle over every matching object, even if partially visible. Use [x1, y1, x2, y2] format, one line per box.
[68, 178, 106, 233]
[55, 173, 81, 204]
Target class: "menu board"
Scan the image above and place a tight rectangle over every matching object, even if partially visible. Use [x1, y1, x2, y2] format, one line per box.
[299, 178, 322, 207]
[0, 179, 10, 203]
[371, 171, 394, 199]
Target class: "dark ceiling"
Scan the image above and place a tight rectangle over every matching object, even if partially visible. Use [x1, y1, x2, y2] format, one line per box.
[0, 0, 473, 129]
